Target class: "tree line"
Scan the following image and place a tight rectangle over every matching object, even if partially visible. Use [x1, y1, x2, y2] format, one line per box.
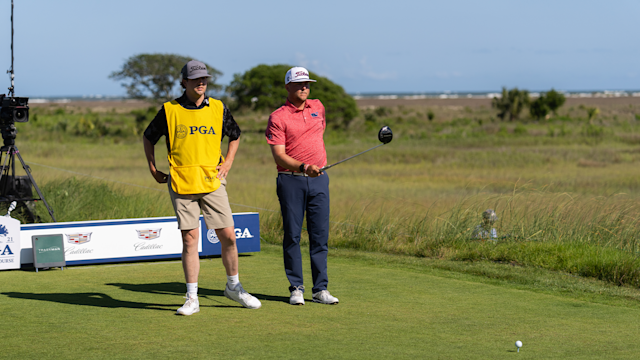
[110, 53, 569, 129]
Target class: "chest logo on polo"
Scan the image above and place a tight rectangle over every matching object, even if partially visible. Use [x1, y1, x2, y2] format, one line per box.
[176, 125, 188, 139]
[311, 112, 319, 117]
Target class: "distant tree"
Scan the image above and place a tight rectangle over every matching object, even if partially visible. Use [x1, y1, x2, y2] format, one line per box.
[109, 53, 222, 103]
[227, 64, 358, 129]
[529, 95, 550, 120]
[545, 89, 566, 115]
[492, 87, 530, 121]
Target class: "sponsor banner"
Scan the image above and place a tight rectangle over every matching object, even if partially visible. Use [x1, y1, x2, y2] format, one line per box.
[200, 212, 260, 256]
[0, 216, 21, 270]
[19, 213, 260, 266]
[32, 234, 65, 269]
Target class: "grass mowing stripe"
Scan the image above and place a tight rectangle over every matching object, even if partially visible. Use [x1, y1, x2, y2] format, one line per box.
[2, 244, 640, 359]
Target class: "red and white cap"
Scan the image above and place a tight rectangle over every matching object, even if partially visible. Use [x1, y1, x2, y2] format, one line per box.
[285, 67, 317, 84]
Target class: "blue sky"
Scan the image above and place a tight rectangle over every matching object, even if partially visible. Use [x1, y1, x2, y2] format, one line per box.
[0, 0, 638, 97]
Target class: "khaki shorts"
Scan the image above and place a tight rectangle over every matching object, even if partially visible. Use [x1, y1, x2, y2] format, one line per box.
[168, 176, 235, 231]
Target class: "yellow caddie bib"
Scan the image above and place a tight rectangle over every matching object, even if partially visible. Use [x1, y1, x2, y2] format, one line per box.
[165, 97, 224, 194]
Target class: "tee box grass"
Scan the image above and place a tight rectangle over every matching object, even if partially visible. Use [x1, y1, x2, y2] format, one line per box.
[2, 244, 640, 359]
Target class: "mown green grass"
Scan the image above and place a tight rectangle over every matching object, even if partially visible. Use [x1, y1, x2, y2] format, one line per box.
[3, 244, 640, 359]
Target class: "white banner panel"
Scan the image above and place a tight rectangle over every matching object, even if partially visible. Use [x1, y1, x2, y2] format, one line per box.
[20, 217, 191, 265]
[0, 216, 21, 270]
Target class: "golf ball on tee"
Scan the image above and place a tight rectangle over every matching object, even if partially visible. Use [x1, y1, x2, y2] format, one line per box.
[515, 340, 522, 348]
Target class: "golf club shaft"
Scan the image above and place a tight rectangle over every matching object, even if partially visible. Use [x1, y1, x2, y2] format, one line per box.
[320, 143, 385, 172]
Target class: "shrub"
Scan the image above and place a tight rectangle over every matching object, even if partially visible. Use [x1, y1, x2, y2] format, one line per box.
[529, 95, 550, 120]
[545, 89, 566, 115]
[492, 87, 530, 121]
[427, 109, 435, 121]
[586, 107, 600, 123]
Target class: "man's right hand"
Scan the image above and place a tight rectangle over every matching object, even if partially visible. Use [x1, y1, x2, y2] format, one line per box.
[152, 170, 169, 183]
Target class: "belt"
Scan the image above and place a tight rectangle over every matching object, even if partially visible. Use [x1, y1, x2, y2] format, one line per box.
[278, 171, 308, 177]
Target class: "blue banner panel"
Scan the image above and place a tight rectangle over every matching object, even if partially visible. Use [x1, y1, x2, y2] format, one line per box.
[200, 212, 260, 256]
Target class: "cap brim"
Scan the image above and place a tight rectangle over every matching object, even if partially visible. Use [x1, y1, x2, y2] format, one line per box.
[288, 79, 317, 83]
[186, 74, 212, 79]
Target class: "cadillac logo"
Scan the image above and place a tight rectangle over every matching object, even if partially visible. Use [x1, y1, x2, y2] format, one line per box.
[66, 233, 92, 244]
[136, 229, 162, 240]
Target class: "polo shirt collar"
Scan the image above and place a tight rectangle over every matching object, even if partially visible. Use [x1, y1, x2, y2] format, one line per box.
[177, 92, 209, 109]
[285, 99, 310, 113]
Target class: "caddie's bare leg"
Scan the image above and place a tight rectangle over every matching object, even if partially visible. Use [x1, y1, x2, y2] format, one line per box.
[216, 227, 238, 276]
[181, 228, 200, 283]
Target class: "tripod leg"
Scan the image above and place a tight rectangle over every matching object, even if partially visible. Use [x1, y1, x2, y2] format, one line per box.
[0, 145, 11, 185]
[12, 147, 56, 222]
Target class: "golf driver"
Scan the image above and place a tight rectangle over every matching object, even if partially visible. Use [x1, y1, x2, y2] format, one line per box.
[320, 126, 393, 172]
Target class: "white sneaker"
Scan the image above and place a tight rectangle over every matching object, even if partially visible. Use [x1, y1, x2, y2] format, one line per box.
[224, 283, 262, 309]
[290, 288, 305, 305]
[176, 293, 200, 315]
[312, 290, 339, 304]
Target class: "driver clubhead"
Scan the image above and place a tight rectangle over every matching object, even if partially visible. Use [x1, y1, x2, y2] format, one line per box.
[378, 126, 393, 144]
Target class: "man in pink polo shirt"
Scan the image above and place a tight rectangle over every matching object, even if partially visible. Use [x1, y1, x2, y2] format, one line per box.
[265, 66, 339, 306]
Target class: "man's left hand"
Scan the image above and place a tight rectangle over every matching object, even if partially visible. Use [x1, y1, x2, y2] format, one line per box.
[217, 160, 233, 179]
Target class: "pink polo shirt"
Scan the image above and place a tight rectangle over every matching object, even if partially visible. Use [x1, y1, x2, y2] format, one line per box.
[266, 99, 327, 172]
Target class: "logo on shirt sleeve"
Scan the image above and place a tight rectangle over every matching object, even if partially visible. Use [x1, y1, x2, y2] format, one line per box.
[268, 133, 273, 140]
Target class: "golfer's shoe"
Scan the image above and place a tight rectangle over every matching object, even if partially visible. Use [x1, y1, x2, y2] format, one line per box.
[176, 293, 200, 316]
[312, 290, 339, 305]
[224, 283, 262, 309]
[290, 288, 305, 305]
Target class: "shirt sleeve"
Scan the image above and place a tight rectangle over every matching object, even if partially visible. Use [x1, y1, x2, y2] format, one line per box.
[143, 106, 168, 145]
[265, 112, 286, 145]
[222, 103, 241, 142]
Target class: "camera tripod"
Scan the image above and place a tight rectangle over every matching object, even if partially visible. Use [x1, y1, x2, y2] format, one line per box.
[0, 144, 56, 222]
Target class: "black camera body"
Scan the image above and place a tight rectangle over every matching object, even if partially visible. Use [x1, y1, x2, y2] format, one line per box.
[0, 94, 29, 123]
[0, 94, 29, 147]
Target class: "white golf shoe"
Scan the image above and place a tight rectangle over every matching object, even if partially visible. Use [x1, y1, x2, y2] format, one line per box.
[224, 283, 262, 309]
[290, 288, 305, 305]
[312, 290, 339, 304]
[176, 293, 200, 315]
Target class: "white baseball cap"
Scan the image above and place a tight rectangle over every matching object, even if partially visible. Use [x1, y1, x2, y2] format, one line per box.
[285, 67, 317, 84]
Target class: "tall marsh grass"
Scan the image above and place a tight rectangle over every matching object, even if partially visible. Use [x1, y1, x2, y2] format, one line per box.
[260, 184, 640, 287]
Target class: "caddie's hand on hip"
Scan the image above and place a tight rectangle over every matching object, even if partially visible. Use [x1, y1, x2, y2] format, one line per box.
[306, 164, 323, 177]
[216, 161, 233, 179]
[153, 170, 168, 184]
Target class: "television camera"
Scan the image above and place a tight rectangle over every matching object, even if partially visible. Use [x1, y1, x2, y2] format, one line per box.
[0, 1, 55, 222]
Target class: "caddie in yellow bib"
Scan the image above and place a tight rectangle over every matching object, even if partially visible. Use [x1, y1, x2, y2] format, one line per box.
[165, 97, 224, 194]
[142, 59, 261, 314]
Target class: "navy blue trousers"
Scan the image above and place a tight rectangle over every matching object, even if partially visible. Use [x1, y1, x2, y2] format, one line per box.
[276, 173, 330, 293]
